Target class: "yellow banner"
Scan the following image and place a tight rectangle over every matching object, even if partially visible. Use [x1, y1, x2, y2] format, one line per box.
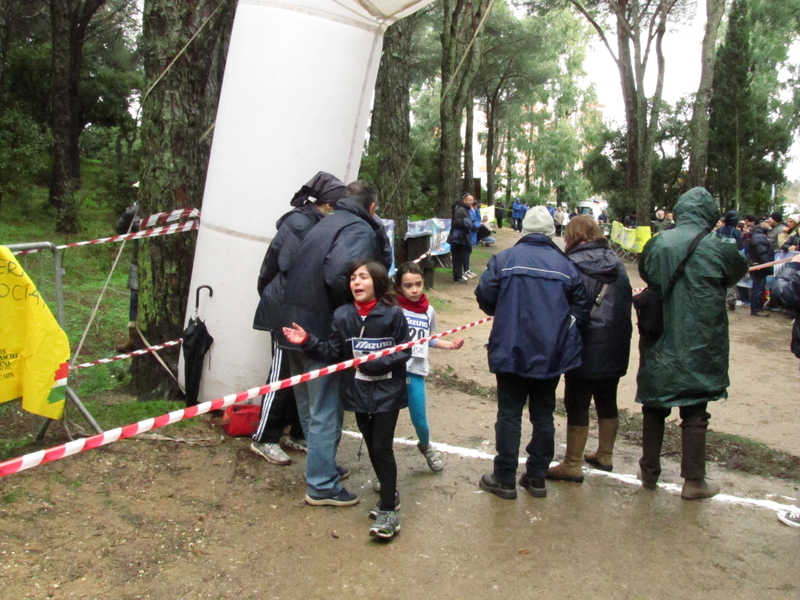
[0, 246, 69, 419]
[610, 222, 652, 253]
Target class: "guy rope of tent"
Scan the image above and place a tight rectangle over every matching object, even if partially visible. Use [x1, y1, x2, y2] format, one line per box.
[0, 317, 493, 478]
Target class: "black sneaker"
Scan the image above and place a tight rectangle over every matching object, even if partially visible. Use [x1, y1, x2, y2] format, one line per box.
[519, 473, 546, 498]
[304, 487, 359, 507]
[336, 465, 351, 480]
[369, 491, 401, 518]
[479, 472, 517, 499]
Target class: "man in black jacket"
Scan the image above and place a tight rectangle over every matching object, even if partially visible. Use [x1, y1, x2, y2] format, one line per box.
[251, 172, 344, 467]
[747, 219, 774, 316]
[281, 180, 390, 507]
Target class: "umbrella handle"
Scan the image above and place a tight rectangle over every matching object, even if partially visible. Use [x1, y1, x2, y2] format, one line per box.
[194, 285, 213, 319]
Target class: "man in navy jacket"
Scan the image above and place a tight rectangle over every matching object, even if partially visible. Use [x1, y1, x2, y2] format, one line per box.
[475, 206, 590, 499]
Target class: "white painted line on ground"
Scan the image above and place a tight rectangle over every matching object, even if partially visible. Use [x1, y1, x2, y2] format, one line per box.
[342, 430, 800, 514]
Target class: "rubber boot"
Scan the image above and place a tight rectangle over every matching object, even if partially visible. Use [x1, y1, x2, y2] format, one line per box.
[638, 409, 665, 490]
[584, 417, 619, 472]
[115, 322, 137, 352]
[546, 425, 589, 483]
[680, 423, 719, 500]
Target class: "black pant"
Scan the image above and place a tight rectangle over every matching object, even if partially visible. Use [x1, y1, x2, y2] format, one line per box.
[253, 335, 304, 444]
[640, 402, 710, 481]
[494, 373, 559, 483]
[563, 376, 620, 426]
[496, 216, 503, 229]
[356, 410, 399, 511]
[751, 273, 768, 313]
[451, 243, 468, 281]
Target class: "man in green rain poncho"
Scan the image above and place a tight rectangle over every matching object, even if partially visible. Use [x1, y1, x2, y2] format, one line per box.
[636, 187, 749, 500]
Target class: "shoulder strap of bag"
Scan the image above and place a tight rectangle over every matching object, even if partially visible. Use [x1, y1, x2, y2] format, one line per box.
[590, 283, 608, 316]
[664, 229, 709, 298]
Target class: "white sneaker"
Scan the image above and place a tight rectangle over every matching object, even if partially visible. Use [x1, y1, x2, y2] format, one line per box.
[465, 270, 477, 279]
[250, 442, 291, 465]
[418, 442, 444, 472]
[281, 436, 308, 453]
[777, 511, 800, 528]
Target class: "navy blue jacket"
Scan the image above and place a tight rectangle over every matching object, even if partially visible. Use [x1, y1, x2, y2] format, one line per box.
[475, 234, 591, 379]
[746, 226, 774, 274]
[253, 204, 325, 331]
[302, 302, 411, 413]
[771, 262, 800, 358]
[565, 240, 632, 379]
[277, 198, 390, 347]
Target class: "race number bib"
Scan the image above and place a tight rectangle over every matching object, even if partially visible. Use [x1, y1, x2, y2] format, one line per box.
[352, 337, 394, 381]
[404, 314, 430, 360]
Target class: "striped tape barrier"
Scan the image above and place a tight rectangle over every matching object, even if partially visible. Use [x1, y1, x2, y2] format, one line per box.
[0, 316, 493, 478]
[142, 208, 200, 229]
[71, 340, 182, 370]
[413, 249, 432, 263]
[748, 256, 795, 271]
[12, 220, 200, 256]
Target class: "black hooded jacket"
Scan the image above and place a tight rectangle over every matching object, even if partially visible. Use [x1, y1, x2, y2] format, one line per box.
[566, 240, 633, 379]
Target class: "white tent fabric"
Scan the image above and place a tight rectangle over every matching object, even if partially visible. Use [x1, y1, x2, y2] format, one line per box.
[180, 0, 434, 402]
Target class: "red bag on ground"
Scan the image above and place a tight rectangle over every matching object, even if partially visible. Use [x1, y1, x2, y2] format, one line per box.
[221, 405, 261, 437]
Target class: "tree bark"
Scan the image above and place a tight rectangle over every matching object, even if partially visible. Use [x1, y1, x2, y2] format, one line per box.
[369, 16, 418, 261]
[463, 93, 473, 195]
[485, 96, 496, 203]
[687, 0, 726, 188]
[49, 0, 106, 233]
[132, 0, 235, 399]
[438, 0, 491, 216]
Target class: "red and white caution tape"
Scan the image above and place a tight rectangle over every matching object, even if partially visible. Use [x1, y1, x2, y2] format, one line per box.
[413, 249, 432, 263]
[71, 340, 182, 370]
[142, 208, 200, 229]
[749, 256, 795, 271]
[0, 316, 493, 477]
[12, 220, 200, 256]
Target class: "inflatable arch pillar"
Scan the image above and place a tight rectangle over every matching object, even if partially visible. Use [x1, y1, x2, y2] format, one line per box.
[181, 0, 434, 402]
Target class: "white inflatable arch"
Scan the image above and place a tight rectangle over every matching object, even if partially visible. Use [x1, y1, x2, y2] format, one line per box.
[182, 0, 434, 402]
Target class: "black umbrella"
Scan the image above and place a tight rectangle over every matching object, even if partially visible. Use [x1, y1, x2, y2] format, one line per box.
[182, 285, 214, 407]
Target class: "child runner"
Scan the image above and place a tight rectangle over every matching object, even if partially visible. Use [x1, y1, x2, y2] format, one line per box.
[283, 260, 411, 539]
[394, 262, 464, 472]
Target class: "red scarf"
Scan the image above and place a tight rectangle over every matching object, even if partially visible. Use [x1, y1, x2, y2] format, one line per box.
[396, 293, 429, 314]
[355, 298, 378, 317]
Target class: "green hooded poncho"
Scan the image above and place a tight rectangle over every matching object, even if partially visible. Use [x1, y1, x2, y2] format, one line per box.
[635, 187, 750, 408]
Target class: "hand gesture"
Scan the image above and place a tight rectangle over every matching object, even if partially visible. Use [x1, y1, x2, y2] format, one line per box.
[283, 323, 308, 345]
[449, 337, 465, 350]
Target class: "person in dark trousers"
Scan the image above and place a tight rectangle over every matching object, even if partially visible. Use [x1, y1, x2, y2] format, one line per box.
[115, 198, 142, 352]
[284, 261, 411, 539]
[770, 253, 800, 529]
[474, 206, 590, 500]
[447, 193, 474, 283]
[546, 215, 632, 483]
[746, 218, 774, 316]
[276, 180, 391, 507]
[251, 171, 345, 466]
[636, 187, 749, 500]
[494, 201, 505, 229]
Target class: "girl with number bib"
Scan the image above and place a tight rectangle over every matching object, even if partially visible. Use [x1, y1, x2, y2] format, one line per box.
[283, 261, 410, 539]
[394, 262, 464, 472]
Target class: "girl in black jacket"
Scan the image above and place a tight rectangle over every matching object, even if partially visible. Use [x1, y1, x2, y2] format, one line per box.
[284, 261, 410, 539]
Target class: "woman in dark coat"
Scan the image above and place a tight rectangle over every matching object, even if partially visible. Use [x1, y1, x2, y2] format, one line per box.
[547, 215, 633, 483]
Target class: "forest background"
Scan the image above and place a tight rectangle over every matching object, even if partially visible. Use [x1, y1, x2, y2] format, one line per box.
[0, 0, 799, 399]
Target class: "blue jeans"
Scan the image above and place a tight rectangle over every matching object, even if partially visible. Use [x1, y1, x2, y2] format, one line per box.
[493, 372, 559, 485]
[750, 273, 767, 313]
[289, 351, 344, 497]
[406, 373, 430, 448]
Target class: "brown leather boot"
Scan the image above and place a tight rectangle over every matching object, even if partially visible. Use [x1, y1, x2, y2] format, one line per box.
[584, 417, 619, 472]
[681, 478, 720, 500]
[680, 421, 718, 500]
[639, 408, 666, 489]
[546, 425, 589, 483]
[115, 322, 137, 352]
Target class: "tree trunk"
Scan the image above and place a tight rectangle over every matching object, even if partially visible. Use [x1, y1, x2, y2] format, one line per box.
[485, 97, 495, 203]
[687, 0, 726, 187]
[49, 0, 106, 233]
[438, 0, 491, 216]
[0, 0, 13, 114]
[132, 0, 235, 399]
[369, 15, 418, 261]
[463, 94, 473, 194]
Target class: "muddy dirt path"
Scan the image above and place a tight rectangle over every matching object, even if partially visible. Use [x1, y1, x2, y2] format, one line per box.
[0, 226, 798, 600]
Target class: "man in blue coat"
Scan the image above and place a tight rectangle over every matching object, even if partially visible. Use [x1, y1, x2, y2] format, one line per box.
[475, 206, 590, 499]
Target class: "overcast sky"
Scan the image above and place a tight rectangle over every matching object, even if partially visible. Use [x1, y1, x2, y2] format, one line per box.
[582, 6, 800, 182]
